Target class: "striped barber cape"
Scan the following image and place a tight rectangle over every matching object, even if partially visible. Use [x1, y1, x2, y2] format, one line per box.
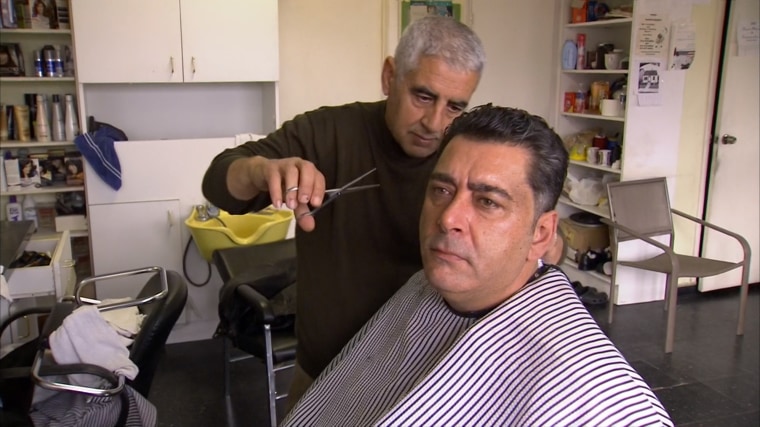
[283, 267, 673, 427]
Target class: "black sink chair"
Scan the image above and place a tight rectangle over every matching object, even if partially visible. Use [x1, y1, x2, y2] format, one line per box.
[214, 238, 297, 427]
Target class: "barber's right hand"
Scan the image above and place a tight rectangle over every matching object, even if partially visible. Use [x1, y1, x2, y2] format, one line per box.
[233, 156, 326, 232]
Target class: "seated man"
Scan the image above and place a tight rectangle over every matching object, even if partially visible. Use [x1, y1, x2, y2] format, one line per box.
[282, 105, 672, 426]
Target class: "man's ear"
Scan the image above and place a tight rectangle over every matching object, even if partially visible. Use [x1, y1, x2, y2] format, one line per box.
[381, 56, 395, 96]
[529, 210, 558, 262]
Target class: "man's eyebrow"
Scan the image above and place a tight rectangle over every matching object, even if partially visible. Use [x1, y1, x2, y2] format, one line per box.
[469, 182, 513, 201]
[430, 172, 513, 201]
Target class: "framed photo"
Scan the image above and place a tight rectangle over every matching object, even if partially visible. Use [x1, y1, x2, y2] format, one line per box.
[0, 43, 25, 77]
[382, 0, 472, 58]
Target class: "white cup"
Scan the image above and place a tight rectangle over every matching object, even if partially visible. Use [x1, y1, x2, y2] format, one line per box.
[600, 99, 621, 117]
[604, 50, 624, 70]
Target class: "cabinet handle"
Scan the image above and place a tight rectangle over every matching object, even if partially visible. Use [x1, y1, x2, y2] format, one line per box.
[170, 56, 175, 74]
[191, 57, 196, 74]
[167, 210, 175, 228]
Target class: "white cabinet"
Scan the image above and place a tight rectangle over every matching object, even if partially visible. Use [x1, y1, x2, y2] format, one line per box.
[88, 200, 182, 300]
[71, 0, 279, 83]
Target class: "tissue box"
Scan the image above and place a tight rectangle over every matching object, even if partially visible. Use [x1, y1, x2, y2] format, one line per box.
[55, 214, 87, 232]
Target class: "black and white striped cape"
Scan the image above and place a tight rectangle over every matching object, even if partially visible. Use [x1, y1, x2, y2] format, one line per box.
[283, 267, 672, 427]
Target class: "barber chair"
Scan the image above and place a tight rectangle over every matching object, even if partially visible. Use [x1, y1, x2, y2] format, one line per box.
[0, 266, 188, 425]
[214, 238, 297, 427]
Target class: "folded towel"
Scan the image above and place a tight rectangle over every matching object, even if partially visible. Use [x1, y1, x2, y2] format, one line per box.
[100, 297, 146, 346]
[49, 305, 139, 383]
[74, 124, 126, 191]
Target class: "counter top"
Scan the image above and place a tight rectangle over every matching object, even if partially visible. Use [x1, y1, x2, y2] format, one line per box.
[1, 220, 34, 278]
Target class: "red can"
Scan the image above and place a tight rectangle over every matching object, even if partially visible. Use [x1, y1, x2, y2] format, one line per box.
[563, 92, 576, 112]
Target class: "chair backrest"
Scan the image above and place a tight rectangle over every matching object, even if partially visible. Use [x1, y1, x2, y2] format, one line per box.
[606, 177, 674, 242]
[127, 269, 188, 397]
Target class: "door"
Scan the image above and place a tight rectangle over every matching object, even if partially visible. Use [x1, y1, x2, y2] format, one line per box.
[701, 0, 759, 290]
[71, 0, 182, 83]
[180, 0, 279, 82]
[88, 200, 183, 299]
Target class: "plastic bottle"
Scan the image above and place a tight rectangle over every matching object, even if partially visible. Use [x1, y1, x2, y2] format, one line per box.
[574, 84, 586, 114]
[22, 195, 38, 231]
[6, 195, 22, 221]
[35, 95, 51, 142]
[51, 95, 65, 141]
[64, 94, 79, 141]
[576, 33, 586, 70]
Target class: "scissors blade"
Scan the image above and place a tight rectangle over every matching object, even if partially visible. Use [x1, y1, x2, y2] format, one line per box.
[325, 184, 380, 195]
[299, 168, 378, 218]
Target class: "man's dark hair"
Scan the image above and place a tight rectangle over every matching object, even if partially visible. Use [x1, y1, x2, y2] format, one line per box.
[440, 104, 568, 217]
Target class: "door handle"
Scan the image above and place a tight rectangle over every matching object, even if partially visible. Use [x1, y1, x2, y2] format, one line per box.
[167, 210, 175, 228]
[721, 134, 737, 144]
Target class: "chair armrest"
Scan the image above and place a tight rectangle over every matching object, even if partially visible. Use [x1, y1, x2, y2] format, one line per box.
[671, 208, 752, 262]
[236, 285, 276, 324]
[0, 306, 53, 340]
[31, 349, 125, 397]
[600, 217, 676, 257]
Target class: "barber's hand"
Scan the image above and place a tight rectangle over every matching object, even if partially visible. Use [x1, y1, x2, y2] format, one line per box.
[234, 156, 326, 232]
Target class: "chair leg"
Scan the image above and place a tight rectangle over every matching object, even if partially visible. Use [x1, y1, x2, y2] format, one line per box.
[607, 265, 617, 324]
[264, 324, 277, 427]
[737, 266, 750, 336]
[664, 274, 678, 353]
[223, 337, 231, 398]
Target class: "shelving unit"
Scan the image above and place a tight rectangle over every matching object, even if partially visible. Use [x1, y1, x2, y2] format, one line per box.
[1, 26, 91, 284]
[553, 1, 636, 295]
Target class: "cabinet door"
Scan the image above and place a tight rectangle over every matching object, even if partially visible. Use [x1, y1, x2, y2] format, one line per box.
[71, 0, 183, 83]
[180, 0, 279, 82]
[88, 200, 183, 299]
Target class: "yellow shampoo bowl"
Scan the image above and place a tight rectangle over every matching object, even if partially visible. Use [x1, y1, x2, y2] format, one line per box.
[185, 205, 294, 261]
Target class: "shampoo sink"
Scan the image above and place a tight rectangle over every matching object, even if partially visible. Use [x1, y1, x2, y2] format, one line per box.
[185, 205, 293, 261]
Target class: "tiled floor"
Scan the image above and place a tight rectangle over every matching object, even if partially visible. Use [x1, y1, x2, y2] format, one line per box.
[150, 284, 760, 426]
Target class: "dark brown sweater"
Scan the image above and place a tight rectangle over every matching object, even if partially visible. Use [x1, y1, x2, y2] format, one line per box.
[202, 101, 437, 378]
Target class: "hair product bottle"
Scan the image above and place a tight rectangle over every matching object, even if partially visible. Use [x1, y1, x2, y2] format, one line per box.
[51, 94, 65, 141]
[22, 195, 38, 231]
[64, 94, 79, 141]
[35, 95, 51, 142]
[7, 195, 22, 221]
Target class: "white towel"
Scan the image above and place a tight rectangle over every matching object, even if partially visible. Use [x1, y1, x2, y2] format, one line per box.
[100, 297, 146, 346]
[49, 305, 139, 382]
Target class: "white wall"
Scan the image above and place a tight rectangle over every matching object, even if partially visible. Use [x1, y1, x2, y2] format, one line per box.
[277, 0, 558, 123]
[278, 0, 384, 123]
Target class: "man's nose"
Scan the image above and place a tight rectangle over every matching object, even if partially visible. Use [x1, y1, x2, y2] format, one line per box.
[421, 104, 448, 133]
[437, 194, 468, 233]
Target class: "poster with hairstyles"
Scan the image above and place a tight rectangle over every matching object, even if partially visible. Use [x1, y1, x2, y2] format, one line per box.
[401, 1, 466, 33]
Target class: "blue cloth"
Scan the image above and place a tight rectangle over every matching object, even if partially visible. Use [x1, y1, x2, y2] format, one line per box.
[74, 126, 124, 191]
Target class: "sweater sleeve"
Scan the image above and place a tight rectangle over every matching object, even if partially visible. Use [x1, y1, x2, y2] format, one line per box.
[201, 110, 323, 214]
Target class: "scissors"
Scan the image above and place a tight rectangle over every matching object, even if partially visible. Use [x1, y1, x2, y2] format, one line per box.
[296, 168, 380, 218]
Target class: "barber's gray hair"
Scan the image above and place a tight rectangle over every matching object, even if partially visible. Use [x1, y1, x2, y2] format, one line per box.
[394, 16, 485, 79]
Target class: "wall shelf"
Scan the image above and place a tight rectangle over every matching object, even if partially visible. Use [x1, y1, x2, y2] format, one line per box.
[0, 77, 76, 83]
[1, 141, 76, 149]
[561, 112, 625, 122]
[558, 195, 609, 219]
[566, 18, 632, 29]
[3, 186, 85, 196]
[569, 159, 621, 174]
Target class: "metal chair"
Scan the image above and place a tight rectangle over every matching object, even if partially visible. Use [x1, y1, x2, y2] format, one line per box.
[214, 239, 297, 427]
[0, 266, 188, 424]
[601, 177, 751, 353]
